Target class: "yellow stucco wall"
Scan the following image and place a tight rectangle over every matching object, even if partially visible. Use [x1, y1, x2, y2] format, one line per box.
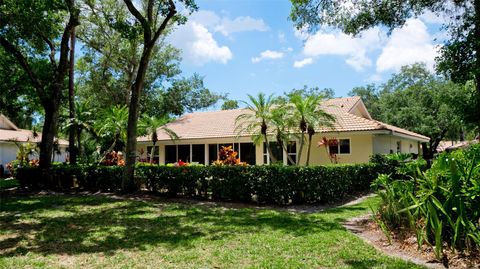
[296, 133, 374, 165]
[138, 132, 424, 165]
[372, 135, 420, 155]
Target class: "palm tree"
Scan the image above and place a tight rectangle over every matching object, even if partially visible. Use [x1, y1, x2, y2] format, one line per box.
[270, 106, 297, 165]
[61, 101, 97, 163]
[289, 93, 335, 165]
[235, 93, 277, 164]
[138, 115, 177, 164]
[95, 105, 129, 163]
[305, 109, 335, 166]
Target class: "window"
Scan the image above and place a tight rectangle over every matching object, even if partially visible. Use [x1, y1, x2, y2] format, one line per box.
[177, 145, 190, 162]
[191, 144, 205, 164]
[339, 139, 350, 154]
[146, 146, 160, 163]
[329, 139, 350, 155]
[397, 141, 401, 153]
[165, 145, 176, 164]
[263, 142, 283, 164]
[329, 143, 339, 154]
[287, 141, 297, 165]
[208, 144, 218, 164]
[262, 141, 297, 165]
[240, 143, 256, 164]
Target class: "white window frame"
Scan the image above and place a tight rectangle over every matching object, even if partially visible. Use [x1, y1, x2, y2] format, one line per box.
[329, 138, 351, 155]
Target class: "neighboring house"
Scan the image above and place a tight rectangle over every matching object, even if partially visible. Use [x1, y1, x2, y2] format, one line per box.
[137, 96, 430, 165]
[0, 114, 68, 167]
[437, 140, 479, 153]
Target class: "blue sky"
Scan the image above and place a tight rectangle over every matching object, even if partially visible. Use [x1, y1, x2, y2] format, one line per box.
[168, 0, 446, 106]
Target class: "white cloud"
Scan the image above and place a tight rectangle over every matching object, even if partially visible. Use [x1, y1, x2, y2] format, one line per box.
[170, 22, 232, 65]
[302, 27, 385, 71]
[376, 19, 439, 72]
[214, 16, 268, 36]
[252, 50, 284, 63]
[169, 10, 268, 65]
[293, 58, 313, 68]
[189, 10, 220, 27]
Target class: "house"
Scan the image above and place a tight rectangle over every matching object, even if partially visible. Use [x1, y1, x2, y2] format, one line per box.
[0, 114, 68, 167]
[437, 140, 479, 153]
[137, 97, 430, 165]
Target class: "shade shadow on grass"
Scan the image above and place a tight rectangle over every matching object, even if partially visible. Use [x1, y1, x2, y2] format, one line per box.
[0, 194, 352, 257]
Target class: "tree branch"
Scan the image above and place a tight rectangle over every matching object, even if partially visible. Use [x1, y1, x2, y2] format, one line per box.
[123, 0, 152, 41]
[0, 37, 44, 97]
[56, 0, 80, 81]
[34, 31, 57, 67]
[151, 0, 176, 45]
[147, 0, 154, 23]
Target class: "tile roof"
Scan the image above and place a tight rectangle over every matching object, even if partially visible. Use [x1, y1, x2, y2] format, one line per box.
[0, 115, 68, 145]
[138, 96, 430, 142]
[0, 128, 68, 145]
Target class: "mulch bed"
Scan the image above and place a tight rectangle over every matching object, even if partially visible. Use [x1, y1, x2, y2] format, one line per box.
[343, 216, 480, 269]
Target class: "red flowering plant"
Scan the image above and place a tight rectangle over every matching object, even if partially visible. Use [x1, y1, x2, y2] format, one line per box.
[212, 146, 247, 166]
[100, 151, 125, 166]
[318, 137, 340, 164]
[175, 159, 188, 167]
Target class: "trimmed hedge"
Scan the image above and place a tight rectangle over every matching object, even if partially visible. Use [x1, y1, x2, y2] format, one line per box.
[16, 162, 392, 205]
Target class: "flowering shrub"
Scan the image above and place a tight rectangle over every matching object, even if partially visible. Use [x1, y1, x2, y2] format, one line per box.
[100, 151, 125, 166]
[175, 160, 188, 166]
[318, 137, 339, 164]
[212, 146, 247, 166]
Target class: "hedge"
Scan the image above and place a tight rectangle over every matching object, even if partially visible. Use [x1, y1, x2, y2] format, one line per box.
[15, 162, 395, 205]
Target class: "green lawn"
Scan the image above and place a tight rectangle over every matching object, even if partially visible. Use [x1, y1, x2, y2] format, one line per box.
[0, 179, 19, 190]
[0, 194, 424, 269]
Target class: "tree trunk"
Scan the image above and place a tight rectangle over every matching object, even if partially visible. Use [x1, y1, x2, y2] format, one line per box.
[149, 142, 156, 164]
[306, 133, 313, 166]
[263, 133, 277, 164]
[39, 100, 61, 184]
[68, 29, 77, 165]
[297, 132, 305, 165]
[77, 129, 82, 161]
[123, 47, 154, 191]
[279, 141, 296, 165]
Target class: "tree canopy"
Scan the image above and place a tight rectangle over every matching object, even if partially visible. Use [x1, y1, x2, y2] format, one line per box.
[349, 64, 470, 156]
[290, 0, 480, 131]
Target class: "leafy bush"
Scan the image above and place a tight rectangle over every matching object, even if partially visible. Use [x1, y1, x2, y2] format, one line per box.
[16, 162, 391, 205]
[16, 164, 124, 192]
[373, 144, 480, 258]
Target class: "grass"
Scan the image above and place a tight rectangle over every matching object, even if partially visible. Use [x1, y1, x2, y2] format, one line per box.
[0, 193, 425, 269]
[0, 179, 19, 190]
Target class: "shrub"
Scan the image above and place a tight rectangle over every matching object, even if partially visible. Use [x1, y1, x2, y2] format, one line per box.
[373, 144, 480, 258]
[16, 164, 124, 192]
[17, 162, 391, 205]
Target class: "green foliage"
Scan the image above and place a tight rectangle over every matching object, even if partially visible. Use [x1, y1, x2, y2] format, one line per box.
[350, 64, 471, 155]
[0, 50, 41, 128]
[16, 163, 391, 205]
[0, 194, 422, 268]
[373, 145, 480, 258]
[221, 99, 239, 110]
[290, 0, 480, 130]
[16, 164, 124, 191]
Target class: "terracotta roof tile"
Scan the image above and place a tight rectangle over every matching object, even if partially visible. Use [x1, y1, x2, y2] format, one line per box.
[138, 97, 430, 142]
[0, 129, 68, 145]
